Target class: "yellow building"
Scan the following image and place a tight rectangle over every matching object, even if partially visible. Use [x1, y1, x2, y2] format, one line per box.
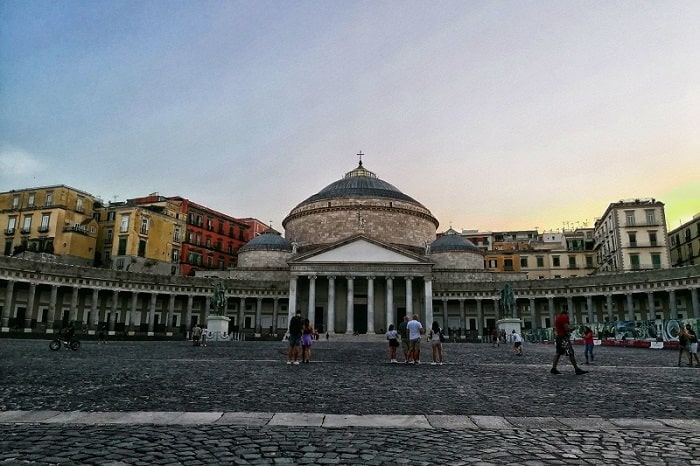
[95, 196, 185, 275]
[0, 185, 99, 266]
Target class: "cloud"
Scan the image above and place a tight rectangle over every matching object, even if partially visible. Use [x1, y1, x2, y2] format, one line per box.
[0, 148, 44, 175]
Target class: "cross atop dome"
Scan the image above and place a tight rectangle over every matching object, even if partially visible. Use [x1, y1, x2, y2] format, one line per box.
[357, 150, 364, 167]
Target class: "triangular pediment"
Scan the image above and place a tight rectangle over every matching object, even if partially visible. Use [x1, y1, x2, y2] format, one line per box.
[297, 236, 423, 264]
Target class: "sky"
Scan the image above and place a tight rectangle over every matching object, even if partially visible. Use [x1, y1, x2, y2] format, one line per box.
[1, 0, 699, 234]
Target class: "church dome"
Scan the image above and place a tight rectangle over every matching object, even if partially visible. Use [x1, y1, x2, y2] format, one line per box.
[430, 228, 479, 253]
[239, 228, 292, 252]
[282, 160, 439, 251]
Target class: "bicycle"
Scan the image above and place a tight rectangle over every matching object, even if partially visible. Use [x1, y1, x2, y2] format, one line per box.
[49, 336, 81, 351]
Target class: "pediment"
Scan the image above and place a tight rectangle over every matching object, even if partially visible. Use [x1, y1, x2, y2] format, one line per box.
[298, 237, 422, 264]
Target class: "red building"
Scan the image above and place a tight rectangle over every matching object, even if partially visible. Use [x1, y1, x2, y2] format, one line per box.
[130, 195, 251, 276]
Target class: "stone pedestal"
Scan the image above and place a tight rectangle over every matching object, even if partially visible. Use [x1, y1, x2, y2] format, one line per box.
[206, 315, 232, 341]
[497, 318, 522, 342]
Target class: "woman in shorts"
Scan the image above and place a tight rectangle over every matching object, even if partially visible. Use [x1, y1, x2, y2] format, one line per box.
[301, 319, 314, 363]
[386, 324, 399, 363]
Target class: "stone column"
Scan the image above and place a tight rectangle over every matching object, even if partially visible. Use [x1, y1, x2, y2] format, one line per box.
[605, 294, 614, 322]
[669, 290, 678, 319]
[288, 277, 298, 323]
[646, 292, 655, 321]
[255, 297, 263, 333]
[25, 282, 37, 330]
[476, 299, 483, 337]
[547, 297, 555, 325]
[307, 275, 316, 326]
[405, 277, 413, 317]
[529, 298, 536, 330]
[272, 298, 279, 334]
[185, 294, 194, 336]
[327, 276, 335, 335]
[147, 293, 157, 335]
[129, 292, 139, 334]
[110, 290, 119, 332]
[345, 276, 354, 334]
[89, 288, 100, 332]
[1, 280, 15, 330]
[424, 277, 433, 329]
[586, 295, 594, 324]
[238, 297, 246, 333]
[46, 285, 58, 333]
[166, 294, 175, 334]
[441, 298, 448, 328]
[566, 297, 574, 324]
[70, 287, 80, 323]
[367, 276, 375, 333]
[625, 293, 634, 321]
[691, 287, 700, 319]
[385, 276, 394, 324]
[459, 299, 466, 335]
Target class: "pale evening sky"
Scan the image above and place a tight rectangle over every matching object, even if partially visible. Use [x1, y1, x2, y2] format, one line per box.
[1, 0, 698, 234]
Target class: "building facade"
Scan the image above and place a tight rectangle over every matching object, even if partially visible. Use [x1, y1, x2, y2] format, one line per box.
[1, 165, 698, 339]
[669, 214, 700, 267]
[0, 185, 99, 266]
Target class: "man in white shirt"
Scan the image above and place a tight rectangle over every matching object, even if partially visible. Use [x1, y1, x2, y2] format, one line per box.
[512, 329, 523, 355]
[406, 314, 425, 364]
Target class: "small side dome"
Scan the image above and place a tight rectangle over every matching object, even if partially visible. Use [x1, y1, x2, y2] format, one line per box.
[239, 228, 293, 252]
[430, 228, 479, 253]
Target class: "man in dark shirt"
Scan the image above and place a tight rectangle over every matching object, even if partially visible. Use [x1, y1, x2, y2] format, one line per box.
[397, 315, 410, 363]
[551, 309, 587, 375]
[287, 310, 303, 365]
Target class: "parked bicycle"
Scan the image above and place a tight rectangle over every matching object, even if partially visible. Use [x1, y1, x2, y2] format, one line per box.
[49, 336, 81, 351]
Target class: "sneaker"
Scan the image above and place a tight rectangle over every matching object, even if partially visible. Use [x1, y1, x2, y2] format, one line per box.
[286, 361, 292, 365]
[575, 369, 588, 375]
[550, 368, 561, 375]
[439, 362, 444, 365]
[293, 361, 300, 365]
[391, 359, 397, 363]
[431, 362, 437, 365]
[415, 360, 420, 365]
[407, 360, 414, 364]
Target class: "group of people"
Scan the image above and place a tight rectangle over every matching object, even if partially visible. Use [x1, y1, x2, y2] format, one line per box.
[678, 323, 700, 367]
[386, 315, 445, 365]
[191, 324, 208, 347]
[287, 310, 314, 364]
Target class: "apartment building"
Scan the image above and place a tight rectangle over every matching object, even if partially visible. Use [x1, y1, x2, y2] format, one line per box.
[0, 185, 99, 266]
[669, 213, 700, 267]
[593, 198, 671, 272]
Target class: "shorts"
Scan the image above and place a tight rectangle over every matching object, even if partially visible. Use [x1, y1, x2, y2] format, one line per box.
[389, 338, 399, 348]
[408, 338, 421, 352]
[401, 339, 410, 351]
[289, 335, 301, 347]
[513, 342, 522, 348]
[555, 336, 570, 355]
[301, 334, 313, 347]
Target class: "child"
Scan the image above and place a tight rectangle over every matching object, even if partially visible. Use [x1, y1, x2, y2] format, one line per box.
[583, 326, 594, 364]
[385, 324, 399, 363]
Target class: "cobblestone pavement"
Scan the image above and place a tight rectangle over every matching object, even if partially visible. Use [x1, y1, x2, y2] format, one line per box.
[1, 338, 698, 465]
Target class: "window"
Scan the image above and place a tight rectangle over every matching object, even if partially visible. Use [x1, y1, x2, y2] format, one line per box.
[207, 218, 213, 231]
[173, 226, 181, 242]
[27, 193, 35, 207]
[105, 229, 113, 243]
[120, 215, 130, 233]
[12, 195, 19, 209]
[218, 258, 225, 270]
[39, 214, 50, 232]
[138, 239, 146, 257]
[568, 256, 576, 268]
[586, 256, 593, 267]
[628, 232, 637, 247]
[625, 211, 635, 226]
[646, 210, 656, 225]
[45, 192, 53, 207]
[118, 237, 127, 255]
[76, 197, 84, 213]
[504, 258, 513, 271]
[651, 253, 661, 269]
[536, 257, 544, 267]
[6, 217, 17, 234]
[649, 231, 657, 247]
[107, 211, 116, 221]
[21, 215, 32, 233]
[488, 259, 497, 268]
[630, 254, 640, 270]
[172, 249, 179, 263]
[140, 217, 149, 235]
[552, 256, 560, 267]
[520, 257, 528, 267]
[116, 258, 124, 270]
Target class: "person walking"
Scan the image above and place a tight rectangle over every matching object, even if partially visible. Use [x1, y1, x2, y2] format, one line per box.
[511, 329, 523, 356]
[200, 327, 208, 347]
[301, 318, 314, 363]
[428, 321, 444, 365]
[550, 309, 587, 375]
[191, 323, 202, 347]
[406, 314, 425, 365]
[398, 315, 410, 363]
[678, 325, 692, 367]
[97, 324, 107, 344]
[385, 324, 399, 363]
[582, 326, 594, 364]
[287, 310, 303, 365]
[687, 324, 700, 367]
[491, 328, 499, 348]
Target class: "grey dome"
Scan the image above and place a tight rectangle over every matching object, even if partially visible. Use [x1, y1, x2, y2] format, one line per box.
[293, 161, 422, 207]
[430, 228, 479, 253]
[239, 229, 292, 252]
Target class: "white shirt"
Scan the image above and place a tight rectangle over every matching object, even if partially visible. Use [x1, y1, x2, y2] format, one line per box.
[513, 333, 523, 343]
[407, 320, 423, 340]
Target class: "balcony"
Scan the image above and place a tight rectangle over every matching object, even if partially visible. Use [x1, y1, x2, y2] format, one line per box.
[20, 228, 31, 234]
[38, 226, 50, 233]
[4, 228, 15, 235]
